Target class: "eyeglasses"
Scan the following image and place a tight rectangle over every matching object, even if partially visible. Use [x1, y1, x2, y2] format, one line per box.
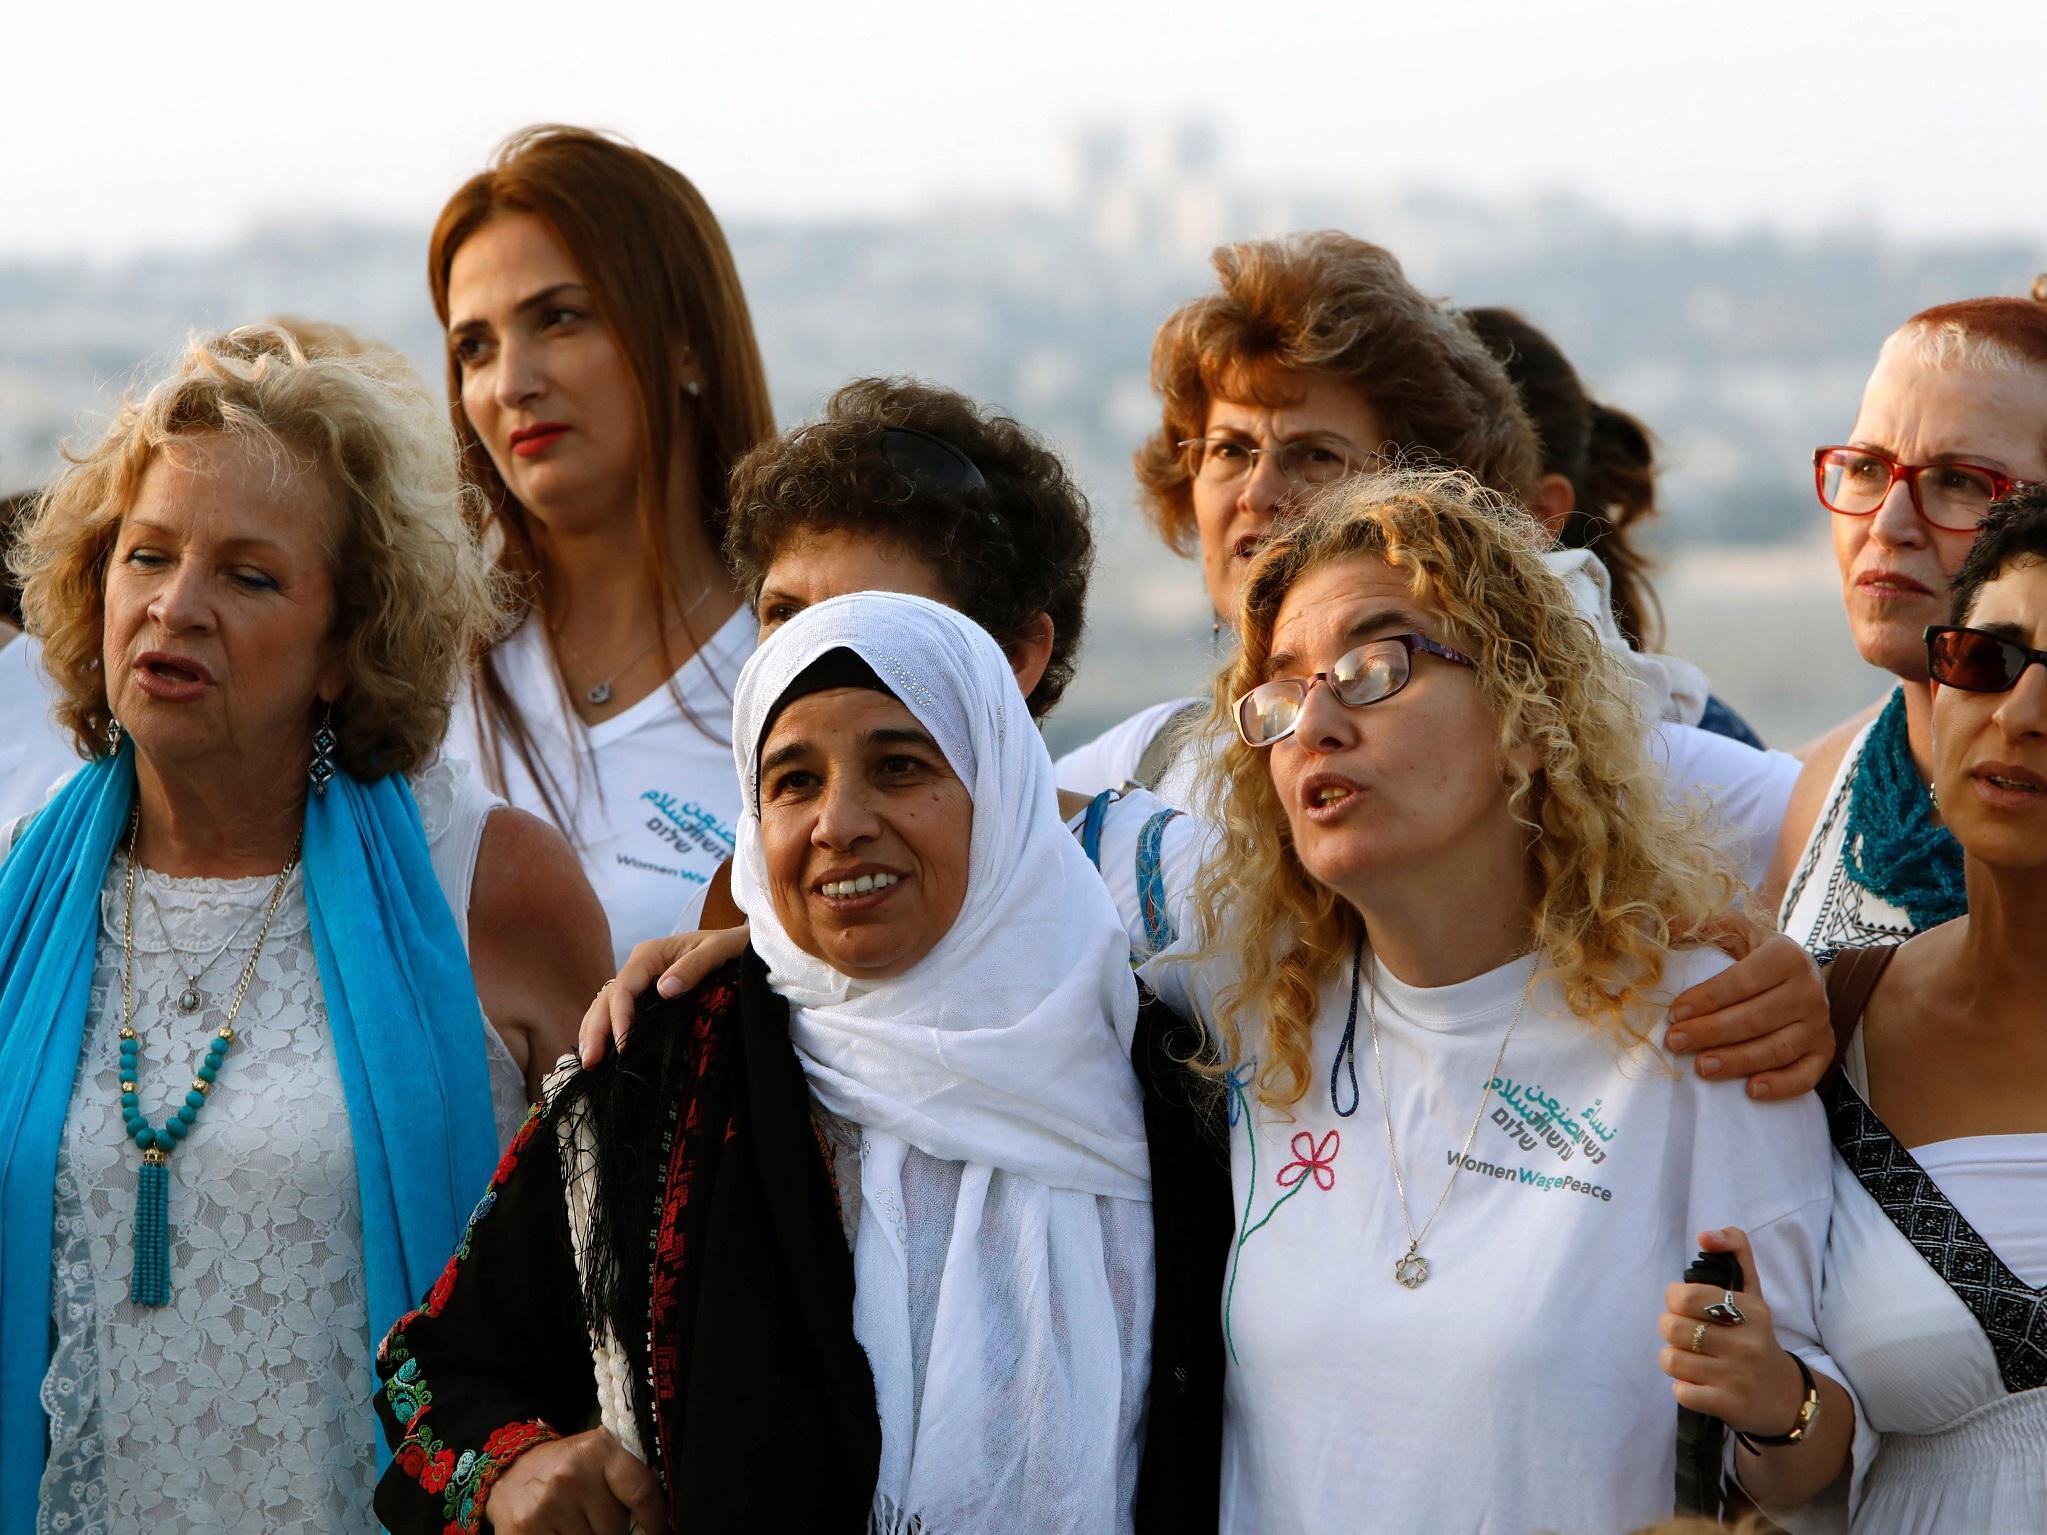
[877, 426, 987, 494]
[1177, 435, 1362, 488]
[1813, 446, 2028, 534]
[1925, 624, 2047, 693]
[1234, 633, 1477, 748]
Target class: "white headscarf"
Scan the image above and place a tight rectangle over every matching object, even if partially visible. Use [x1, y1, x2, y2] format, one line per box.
[731, 591, 1151, 1533]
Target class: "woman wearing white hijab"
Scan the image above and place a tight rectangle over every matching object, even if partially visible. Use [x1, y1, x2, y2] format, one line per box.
[373, 592, 1217, 1535]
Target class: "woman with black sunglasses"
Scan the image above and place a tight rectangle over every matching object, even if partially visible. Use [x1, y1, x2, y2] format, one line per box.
[1770, 286, 2047, 949]
[1669, 489, 2047, 1529]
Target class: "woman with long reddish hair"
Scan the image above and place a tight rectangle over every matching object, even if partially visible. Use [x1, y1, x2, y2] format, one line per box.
[431, 125, 776, 962]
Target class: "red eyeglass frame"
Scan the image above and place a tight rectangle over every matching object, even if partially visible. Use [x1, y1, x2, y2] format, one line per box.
[1812, 445, 2031, 533]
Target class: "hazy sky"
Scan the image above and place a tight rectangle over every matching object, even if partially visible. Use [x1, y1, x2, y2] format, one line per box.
[5, 0, 2042, 259]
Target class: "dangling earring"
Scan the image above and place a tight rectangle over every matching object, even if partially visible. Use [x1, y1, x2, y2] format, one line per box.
[104, 716, 125, 755]
[685, 379, 702, 398]
[308, 705, 337, 796]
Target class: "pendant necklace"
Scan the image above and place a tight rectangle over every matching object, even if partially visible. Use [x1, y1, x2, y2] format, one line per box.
[554, 580, 722, 707]
[118, 806, 301, 1305]
[1368, 948, 1530, 1289]
[143, 884, 271, 1014]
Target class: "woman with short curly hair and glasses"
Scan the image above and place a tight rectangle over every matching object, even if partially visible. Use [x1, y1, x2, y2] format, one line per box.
[1144, 468, 1851, 1533]
[0, 324, 608, 1532]
[1048, 230, 1836, 1103]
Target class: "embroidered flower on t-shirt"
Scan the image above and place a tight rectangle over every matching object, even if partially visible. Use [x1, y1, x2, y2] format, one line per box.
[1276, 1129, 1339, 1191]
[1223, 1076, 1343, 1363]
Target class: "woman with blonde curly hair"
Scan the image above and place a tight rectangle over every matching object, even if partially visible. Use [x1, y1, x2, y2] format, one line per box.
[0, 324, 609, 1532]
[1144, 469, 1851, 1533]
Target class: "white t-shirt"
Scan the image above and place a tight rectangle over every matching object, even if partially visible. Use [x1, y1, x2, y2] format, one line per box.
[1059, 702, 1800, 896]
[447, 610, 755, 966]
[0, 635, 86, 826]
[1142, 943, 1840, 1535]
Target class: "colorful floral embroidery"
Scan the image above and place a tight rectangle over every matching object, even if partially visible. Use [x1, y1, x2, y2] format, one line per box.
[1222, 1061, 1341, 1362]
[379, 1105, 546, 1377]
[376, 1100, 560, 1530]
[646, 973, 738, 1495]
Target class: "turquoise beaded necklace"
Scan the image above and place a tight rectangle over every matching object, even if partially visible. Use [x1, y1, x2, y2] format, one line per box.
[117, 806, 302, 1306]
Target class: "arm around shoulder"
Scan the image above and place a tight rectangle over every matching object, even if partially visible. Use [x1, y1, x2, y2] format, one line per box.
[469, 808, 615, 1098]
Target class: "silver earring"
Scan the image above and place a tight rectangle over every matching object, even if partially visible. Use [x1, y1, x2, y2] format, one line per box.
[685, 380, 702, 398]
[104, 716, 125, 754]
[308, 705, 337, 796]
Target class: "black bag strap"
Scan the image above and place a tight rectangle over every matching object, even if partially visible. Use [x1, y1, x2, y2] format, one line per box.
[1821, 946, 1897, 1077]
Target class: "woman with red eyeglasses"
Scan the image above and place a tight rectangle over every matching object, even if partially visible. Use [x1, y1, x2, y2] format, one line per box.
[1666, 488, 2047, 1529]
[1769, 285, 2047, 950]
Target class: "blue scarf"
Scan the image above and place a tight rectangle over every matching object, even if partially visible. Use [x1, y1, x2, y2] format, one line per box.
[1841, 687, 1968, 932]
[0, 749, 500, 1524]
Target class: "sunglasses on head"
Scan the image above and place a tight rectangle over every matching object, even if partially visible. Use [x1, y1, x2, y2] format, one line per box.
[876, 426, 987, 495]
[1925, 624, 2047, 693]
[1235, 632, 1476, 748]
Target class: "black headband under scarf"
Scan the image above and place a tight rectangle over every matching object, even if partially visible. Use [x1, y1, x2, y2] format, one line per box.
[753, 647, 900, 808]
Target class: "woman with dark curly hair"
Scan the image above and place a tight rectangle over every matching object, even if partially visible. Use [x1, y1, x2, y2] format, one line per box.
[0, 325, 608, 1531]
[725, 376, 1094, 720]
[580, 375, 1211, 1045]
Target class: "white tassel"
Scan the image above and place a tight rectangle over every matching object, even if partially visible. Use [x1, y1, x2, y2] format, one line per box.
[543, 1055, 651, 1501]
[869, 1490, 921, 1533]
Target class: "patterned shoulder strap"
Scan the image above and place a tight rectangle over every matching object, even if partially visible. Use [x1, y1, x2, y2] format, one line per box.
[1825, 1079, 2047, 1394]
[1077, 789, 1115, 872]
[1136, 807, 1183, 956]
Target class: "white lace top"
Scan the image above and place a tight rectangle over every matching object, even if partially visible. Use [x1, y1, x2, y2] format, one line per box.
[26, 759, 527, 1534]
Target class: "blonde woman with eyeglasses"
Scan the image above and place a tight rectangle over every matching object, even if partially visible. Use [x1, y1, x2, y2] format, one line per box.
[1143, 469, 1852, 1534]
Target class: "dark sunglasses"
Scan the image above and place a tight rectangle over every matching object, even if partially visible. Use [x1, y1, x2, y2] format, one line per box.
[876, 426, 987, 495]
[1235, 633, 1477, 748]
[1926, 624, 2047, 693]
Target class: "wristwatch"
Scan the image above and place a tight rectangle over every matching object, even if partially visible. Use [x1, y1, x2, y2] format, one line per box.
[1735, 1354, 1821, 1451]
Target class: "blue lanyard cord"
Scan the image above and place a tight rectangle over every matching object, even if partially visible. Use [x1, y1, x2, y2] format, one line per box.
[1328, 935, 1365, 1117]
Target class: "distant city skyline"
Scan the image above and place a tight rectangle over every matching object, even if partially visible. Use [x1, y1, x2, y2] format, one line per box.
[7, 0, 2044, 260]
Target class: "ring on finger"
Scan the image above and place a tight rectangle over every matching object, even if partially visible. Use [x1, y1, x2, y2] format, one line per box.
[1689, 1321, 1709, 1355]
[1704, 1290, 1747, 1327]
